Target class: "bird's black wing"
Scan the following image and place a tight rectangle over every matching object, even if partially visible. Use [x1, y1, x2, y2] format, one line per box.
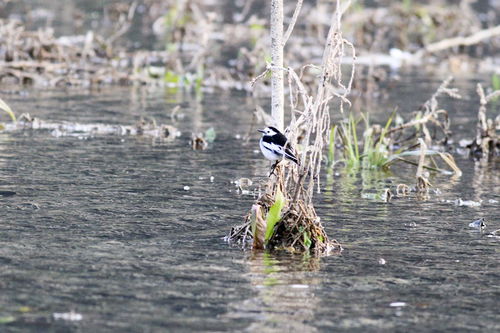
[262, 135, 283, 156]
[268, 133, 299, 164]
[272, 132, 288, 146]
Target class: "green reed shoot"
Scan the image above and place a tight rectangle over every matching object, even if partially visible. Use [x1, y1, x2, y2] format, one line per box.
[361, 112, 394, 169]
[265, 188, 285, 243]
[337, 112, 394, 170]
[338, 114, 361, 169]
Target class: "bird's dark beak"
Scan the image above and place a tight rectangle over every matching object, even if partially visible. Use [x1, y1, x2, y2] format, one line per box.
[257, 129, 265, 134]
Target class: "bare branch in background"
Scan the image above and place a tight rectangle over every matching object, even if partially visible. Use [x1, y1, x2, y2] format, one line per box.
[421, 25, 500, 54]
[282, 0, 303, 47]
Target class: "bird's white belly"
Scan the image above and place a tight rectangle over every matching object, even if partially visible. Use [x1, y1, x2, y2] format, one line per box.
[260, 138, 281, 161]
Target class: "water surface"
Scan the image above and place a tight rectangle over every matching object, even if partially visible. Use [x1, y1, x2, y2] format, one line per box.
[0, 74, 499, 332]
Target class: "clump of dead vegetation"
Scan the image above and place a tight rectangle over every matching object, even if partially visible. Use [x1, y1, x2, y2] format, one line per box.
[331, 77, 464, 199]
[0, 101, 180, 140]
[0, 18, 129, 86]
[346, 1, 486, 52]
[462, 84, 500, 160]
[0, 0, 213, 87]
[1, 1, 499, 89]
[228, 166, 340, 256]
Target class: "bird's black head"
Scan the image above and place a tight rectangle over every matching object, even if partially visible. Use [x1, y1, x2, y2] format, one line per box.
[267, 126, 281, 134]
[258, 126, 281, 136]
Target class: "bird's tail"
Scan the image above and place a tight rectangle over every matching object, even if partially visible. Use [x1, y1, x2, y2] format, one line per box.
[284, 149, 299, 165]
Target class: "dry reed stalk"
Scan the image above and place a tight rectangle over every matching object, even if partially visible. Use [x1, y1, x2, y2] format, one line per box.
[469, 84, 500, 159]
[416, 138, 431, 194]
[383, 76, 461, 151]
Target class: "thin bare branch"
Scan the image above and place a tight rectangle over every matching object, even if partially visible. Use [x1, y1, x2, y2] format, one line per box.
[282, 0, 303, 47]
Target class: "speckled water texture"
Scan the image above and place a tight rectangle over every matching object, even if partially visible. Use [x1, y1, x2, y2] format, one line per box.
[0, 74, 498, 332]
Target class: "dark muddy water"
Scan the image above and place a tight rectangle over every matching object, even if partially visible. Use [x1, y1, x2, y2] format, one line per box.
[0, 75, 499, 332]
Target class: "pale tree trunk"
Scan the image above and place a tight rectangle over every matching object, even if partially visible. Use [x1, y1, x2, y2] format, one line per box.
[270, 0, 284, 131]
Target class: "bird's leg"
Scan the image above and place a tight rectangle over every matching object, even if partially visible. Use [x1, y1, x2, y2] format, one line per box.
[269, 160, 280, 177]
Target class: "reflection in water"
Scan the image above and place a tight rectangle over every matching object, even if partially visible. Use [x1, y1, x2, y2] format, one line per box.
[226, 252, 322, 332]
[471, 161, 500, 203]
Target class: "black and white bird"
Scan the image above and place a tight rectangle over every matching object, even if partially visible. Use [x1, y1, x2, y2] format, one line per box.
[258, 126, 298, 166]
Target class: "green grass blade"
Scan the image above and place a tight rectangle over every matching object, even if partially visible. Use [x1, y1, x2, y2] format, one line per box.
[350, 114, 360, 161]
[303, 231, 312, 249]
[492, 73, 500, 91]
[265, 189, 285, 242]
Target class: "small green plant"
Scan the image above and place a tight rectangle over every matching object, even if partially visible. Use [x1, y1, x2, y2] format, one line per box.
[303, 230, 312, 249]
[265, 188, 285, 242]
[335, 111, 461, 176]
[338, 113, 361, 169]
[164, 70, 181, 85]
[336, 112, 394, 170]
[360, 112, 394, 169]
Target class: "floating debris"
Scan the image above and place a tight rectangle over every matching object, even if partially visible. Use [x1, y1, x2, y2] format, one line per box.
[468, 218, 486, 230]
[396, 184, 410, 196]
[381, 188, 393, 203]
[183, 186, 190, 191]
[52, 311, 83, 321]
[378, 258, 386, 265]
[16, 202, 40, 210]
[191, 128, 216, 150]
[191, 135, 207, 150]
[1, 113, 180, 140]
[389, 302, 407, 307]
[234, 178, 253, 190]
[361, 189, 393, 202]
[290, 284, 309, 289]
[488, 229, 500, 238]
[454, 199, 482, 207]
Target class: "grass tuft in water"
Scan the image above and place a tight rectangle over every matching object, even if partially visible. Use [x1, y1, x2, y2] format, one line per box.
[336, 112, 394, 170]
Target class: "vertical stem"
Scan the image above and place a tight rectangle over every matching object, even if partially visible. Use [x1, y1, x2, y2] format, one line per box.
[271, 0, 284, 131]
